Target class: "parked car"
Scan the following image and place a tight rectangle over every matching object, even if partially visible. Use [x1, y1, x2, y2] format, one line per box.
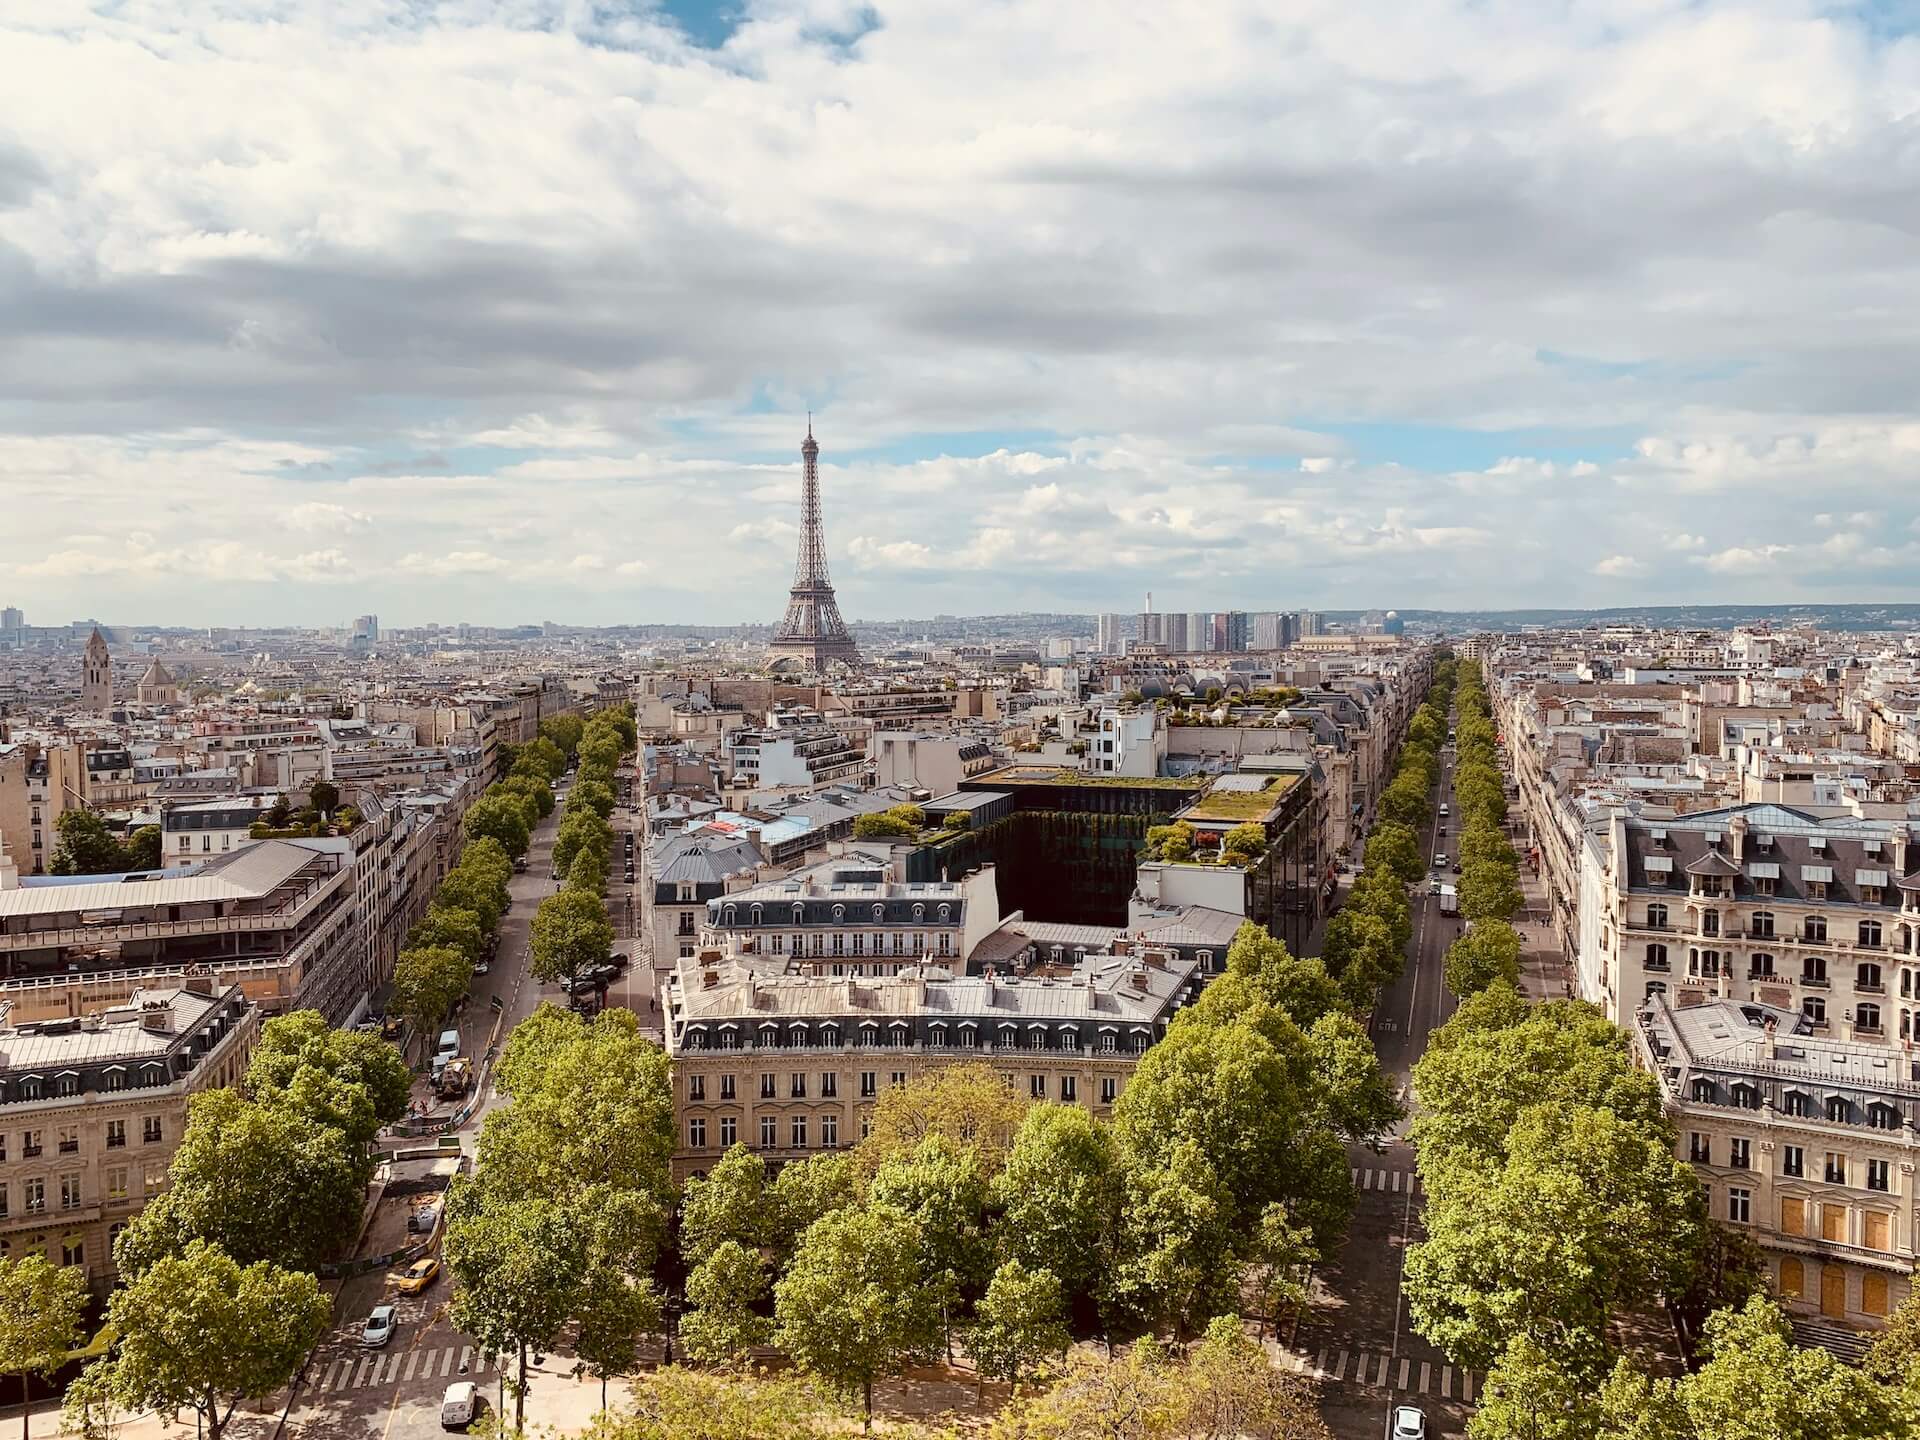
[513, 856, 528, 873]
[1390, 1406, 1427, 1440]
[1432, 855, 1447, 870]
[472, 958, 490, 977]
[394, 1257, 440, 1294]
[408, 1201, 441, 1235]
[441, 1381, 480, 1430]
[362, 1305, 398, 1348]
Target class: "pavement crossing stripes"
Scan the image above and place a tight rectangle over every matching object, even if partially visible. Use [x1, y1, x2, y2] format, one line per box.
[314, 1346, 495, 1393]
[1349, 1167, 1422, 1196]
[1304, 1345, 1480, 1403]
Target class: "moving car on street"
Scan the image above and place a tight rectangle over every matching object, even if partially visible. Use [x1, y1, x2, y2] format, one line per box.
[361, 1304, 397, 1348]
[394, 1257, 440, 1294]
[1389, 1406, 1427, 1440]
[441, 1381, 480, 1430]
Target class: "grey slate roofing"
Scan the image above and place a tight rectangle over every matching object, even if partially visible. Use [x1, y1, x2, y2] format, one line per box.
[650, 832, 765, 888]
[1136, 906, 1247, 948]
[0, 839, 326, 917]
[1619, 803, 1912, 909]
[1639, 993, 1920, 1104]
[0, 984, 247, 1088]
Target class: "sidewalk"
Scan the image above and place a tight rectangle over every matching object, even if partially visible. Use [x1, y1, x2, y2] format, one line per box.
[1511, 838, 1574, 1004]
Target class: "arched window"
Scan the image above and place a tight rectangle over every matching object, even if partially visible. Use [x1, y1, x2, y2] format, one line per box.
[1750, 911, 1775, 939]
[1805, 915, 1827, 942]
[1647, 943, 1669, 971]
[1803, 955, 1828, 984]
[1859, 1003, 1882, 1032]
[1862, 919, 1884, 947]
[1691, 949, 1721, 978]
[912, 903, 925, 921]
[929, 1024, 948, 1047]
[792, 903, 805, 924]
[937, 904, 952, 922]
[872, 904, 885, 923]
[722, 905, 736, 926]
[750, 904, 762, 925]
[1701, 910, 1720, 938]
[831, 904, 845, 922]
[1750, 953, 1775, 978]
[1647, 903, 1668, 929]
[1859, 963, 1884, 991]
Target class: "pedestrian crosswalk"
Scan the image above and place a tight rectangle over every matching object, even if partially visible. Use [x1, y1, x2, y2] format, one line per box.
[1286, 1343, 1480, 1402]
[310, 1344, 498, 1393]
[1351, 1166, 1422, 1197]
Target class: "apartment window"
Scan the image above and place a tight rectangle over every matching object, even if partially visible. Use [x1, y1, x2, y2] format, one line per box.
[786, 1116, 805, 1149]
[1728, 1187, 1751, 1224]
[821, 1073, 838, 1099]
[105, 1165, 129, 1202]
[1100, 1077, 1117, 1105]
[890, 1071, 906, 1088]
[688, 1075, 706, 1102]
[860, 1072, 877, 1098]
[831, 933, 845, 956]
[1100, 1032, 1117, 1054]
[1729, 1138, 1751, 1170]
[0, 1135, 7, 1162]
[1869, 1159, 1891, 1192]
[861, 1113, 873, 1140]
[1749, 953, 1775, 979]
[1859, 1004, 1883, 1033]
[142, 1117, 162, 1145]
[771, 934, 784, 954]
[1751, 911, 1775, 939]
[1805, 916, 1828, 942]
[1690, 950, 1720, 979]
[22, 1179, 44, 1215]
[1752, 876, 1776, 897]
[821, 1114, 838, 1148]
[760, 1073, 776, 1100]
[720, 1074, 736, 1101]
[719, 1116, 737, 1147]
[22, 1131, 41, 1159]
[1030, 1075, 1046, 1099]
[61, 1241, 83, 1269]
[1862, 922, 1884, 949]
[1646, 903, 1669, 929]
[1700, 911, 1720, 938]
[1060, 1075, 1077, 1103]
[759, 1116, 776, 1150]
[938, 933, 952, 956]
[0, 1185, 8, 1219]
[688, 1118, 707, 1149]
[1646, 943, 1669, 972]
[1688, 1133, 1711, 1164]
[144, 1169, 162, 1197]
[1804, 998, 1827, 1026]
[1825, 1152, 1848, 1185]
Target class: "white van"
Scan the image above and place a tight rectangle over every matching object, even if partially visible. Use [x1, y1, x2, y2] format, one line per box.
[441, 1381, 479, 1430]
[432, 1029, 460, 1077]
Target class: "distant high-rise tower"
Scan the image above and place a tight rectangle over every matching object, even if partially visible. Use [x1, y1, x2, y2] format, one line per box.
[81, 627, 112, 713]
[1096, 613, 1124, 655]
[767, 421, 860, 670]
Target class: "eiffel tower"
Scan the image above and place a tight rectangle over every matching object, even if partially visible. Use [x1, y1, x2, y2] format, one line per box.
[767, 420, 861, 669]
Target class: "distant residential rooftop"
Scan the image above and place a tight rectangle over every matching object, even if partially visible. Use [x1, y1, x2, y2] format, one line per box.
[973, 765, 1201, 790]
[1178, 772, 1301, 823]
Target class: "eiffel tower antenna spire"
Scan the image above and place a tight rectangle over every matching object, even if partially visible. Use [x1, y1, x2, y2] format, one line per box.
[767, 419, 859, 670]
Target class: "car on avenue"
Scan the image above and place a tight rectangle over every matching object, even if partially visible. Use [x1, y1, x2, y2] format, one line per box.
[361, 1304, 397, 1348]
[394, 1257, 440, 1294]
[1389, 1405, 1427, 1440]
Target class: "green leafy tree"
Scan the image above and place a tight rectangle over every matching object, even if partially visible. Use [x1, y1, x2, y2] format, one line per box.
[774, 1203, 942, 1430]
[307, 779, 340, 818]
[679, 1145, 772, 1267]
[870, 1135, 994, 1352]
[554, 808, 612, 877]
[1246, 1202, 1317, 1340]
[605, 1367, 838, 1440]
[528, 885, 615, 988]
[390, 945, 474, 1040]
[499, 773, 556, 819]
[114, 1089, 363, 1279]
[445, 1186, 585, 1433]
[678, 1240, 773, 1365]
[570, 778, 616, 820]
[49, 811, 127, 875]
[858, 1063, 1028, 1181]
[1460, 862, 1524, 923]
[96, 1240, 328, 1440]
[122, 824, 163, 871]
[992, 1104, 1123, 1317]
[464, 791, 533, 859]
[1109, 1139, 1241, 1339]
[523, 735, 570, 781]
[853, 811, 918, 839]
[1444, 919, 1523, 996]
[264, 794, 292, 828]
[1221, 822, 1268, 858]
[438, 864, 508, 933]
[245, 1009, 410, 1168]
[407, 904, 487, 967]
[566, 847, 607, 897]
[1379, 774, 1431, 830]
[539, 712, 586, 759]
[1366, 821, 1425, 884]
[767, 1153, 859, 1267]
[571, 1196, 664, 1409]
[966, 1260, 1069, 1395]
[0, 1255, 88, 1440]
[1178, 1314, 1331, 1440]
[1469, 1336, 1600, 1440]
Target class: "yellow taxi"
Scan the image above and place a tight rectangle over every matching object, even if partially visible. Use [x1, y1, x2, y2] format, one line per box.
[394, 1257, 440, 1295]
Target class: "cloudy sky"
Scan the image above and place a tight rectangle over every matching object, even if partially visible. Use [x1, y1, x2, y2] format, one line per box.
[5, 0, 1920, 627]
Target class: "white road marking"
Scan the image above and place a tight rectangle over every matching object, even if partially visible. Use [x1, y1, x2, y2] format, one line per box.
[1418, 1361, 1430, 1394]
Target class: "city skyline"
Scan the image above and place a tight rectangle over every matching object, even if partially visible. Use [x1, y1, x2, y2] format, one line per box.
[7, 4, 1920, 624]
